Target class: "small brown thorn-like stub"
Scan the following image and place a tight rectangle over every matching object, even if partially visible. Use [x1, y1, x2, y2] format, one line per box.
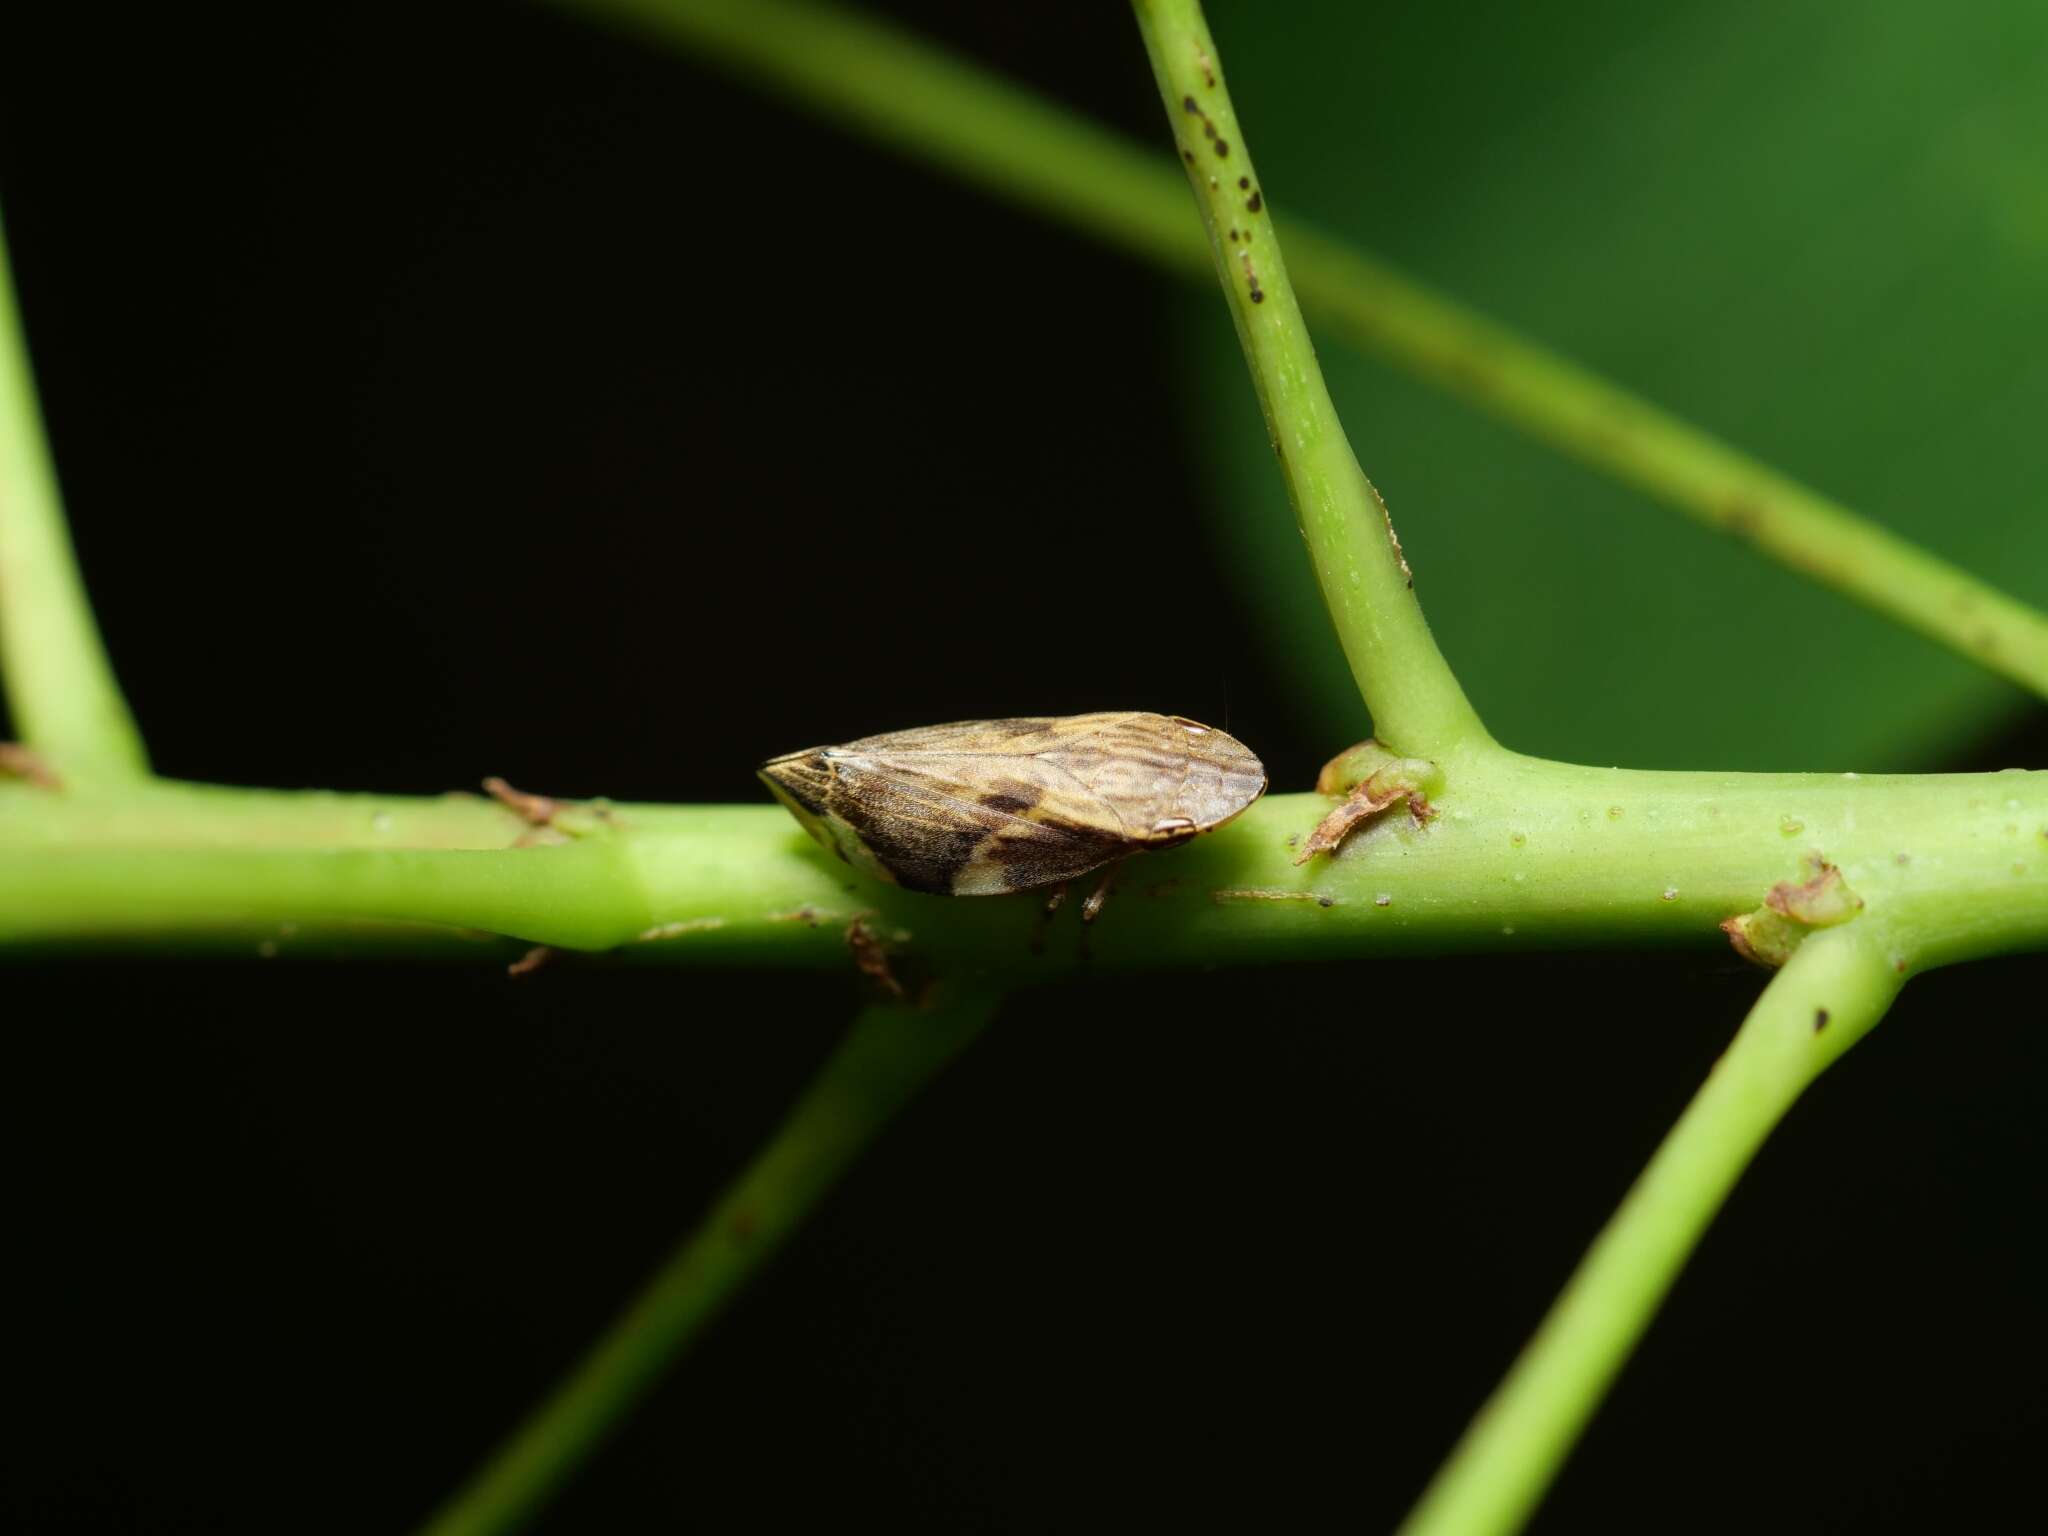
[0, 742, 61, 790]
[845, 916, 904, 998]
[484, 775, 560, 827]
[507, 944, 555, 979]
[1296, 741, 1443, 864]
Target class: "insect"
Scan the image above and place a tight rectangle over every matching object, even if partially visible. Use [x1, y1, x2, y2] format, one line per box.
[759, 712, 1267, 916]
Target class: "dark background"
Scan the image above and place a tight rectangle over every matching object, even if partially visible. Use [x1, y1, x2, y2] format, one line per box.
[3, 3, 2045, 1531]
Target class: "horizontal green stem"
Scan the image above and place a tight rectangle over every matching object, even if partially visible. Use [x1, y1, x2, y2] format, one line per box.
[0, 209, 151, 779]
[1400, 924, 1902, 1536]
[557, 0, 2048, 704]
[7, 756, 2046, 973]
[415, 987, 996, 1536]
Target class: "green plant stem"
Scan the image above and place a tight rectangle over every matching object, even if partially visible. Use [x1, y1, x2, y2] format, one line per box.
[414, 987, 996, 1536]
[7, 761, 2046, 973]
[1165, 0, 1486, 755]
[555, 0, 2048, 705]
[1399, 923, 1902, 1536]
[0, 209, 150, 780]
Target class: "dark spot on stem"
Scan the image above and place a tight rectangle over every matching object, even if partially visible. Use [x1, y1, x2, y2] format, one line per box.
[1228, 228, 1238, 241]
[1813, 1008, 1830, 1033]
[1182, 95, 1200, 115]
[1238, 176, 1250, 189]
[1182, 148, 1196, 165]
[1722, 496, 1765, 539]
[1214, 138, 1230, 157]
[1250, 289, 1265, 303]
[1246, 190, 1263, 212]
[1317, 896, 1335, 908]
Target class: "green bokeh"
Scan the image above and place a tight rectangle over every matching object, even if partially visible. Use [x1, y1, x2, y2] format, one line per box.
[1191, 0, 2048, 769]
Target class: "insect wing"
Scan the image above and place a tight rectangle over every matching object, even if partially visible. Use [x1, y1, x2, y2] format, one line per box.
[827, 722, 1131, 895]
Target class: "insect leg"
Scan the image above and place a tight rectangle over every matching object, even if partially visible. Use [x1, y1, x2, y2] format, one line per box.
[1080, 859, 1127, 924]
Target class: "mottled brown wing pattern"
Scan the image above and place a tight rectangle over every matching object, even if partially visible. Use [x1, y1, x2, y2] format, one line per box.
[1010, 713, 1267, 848]
[826, 752, 1127, 895]
[758, 712, 1267, 897]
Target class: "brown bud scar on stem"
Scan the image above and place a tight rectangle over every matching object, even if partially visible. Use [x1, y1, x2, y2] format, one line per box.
[1721, 853, 1865, 968]
[1295, 780, 1417, 863]
[844, 916, 904, 998]
[0, 743, 62, 790]
[1295, 741, 1442, 864]
[1763, 854, 1865, 925]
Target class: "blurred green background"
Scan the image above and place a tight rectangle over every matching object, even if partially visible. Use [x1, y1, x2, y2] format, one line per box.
[1194, 0, 2048, 769]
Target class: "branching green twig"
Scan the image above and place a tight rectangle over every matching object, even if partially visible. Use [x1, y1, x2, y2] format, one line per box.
[1129, 0, 1484, 758]
[555, 0, 2048, 706]
[0, 210, 151, 781]
[1, 8, 2042, 1532]
[1398, 924, 1904, 1536]
[415, 987, 997, 1536]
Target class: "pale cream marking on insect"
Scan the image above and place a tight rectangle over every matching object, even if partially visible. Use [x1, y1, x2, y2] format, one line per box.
[870, 747, 1124, 841]
[1161, 717, 1203, 826]
[1063, 713, 1170, 822]
[1032, 753, 1136, 840]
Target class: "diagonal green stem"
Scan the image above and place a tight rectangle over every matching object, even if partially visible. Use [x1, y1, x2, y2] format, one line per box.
[555, 0, 2048, 705]
[414, 986, 997, 1536]
[1399, 924, 1904, 1536]
[1128, 0, 1486, 757]
[0, 208, 150, 780]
